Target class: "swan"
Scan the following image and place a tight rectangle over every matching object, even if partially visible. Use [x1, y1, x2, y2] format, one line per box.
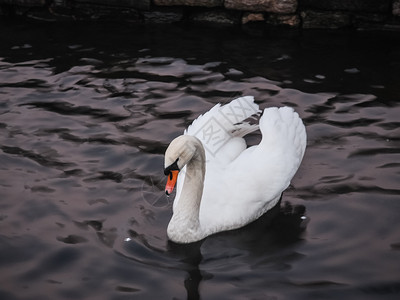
[163, 96, 306, 243]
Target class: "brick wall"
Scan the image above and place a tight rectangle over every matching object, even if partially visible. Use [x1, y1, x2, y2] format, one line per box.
[1, 0, 399, 30]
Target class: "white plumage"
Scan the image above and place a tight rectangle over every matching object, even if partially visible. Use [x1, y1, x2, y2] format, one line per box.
[164, 96, 306, 243]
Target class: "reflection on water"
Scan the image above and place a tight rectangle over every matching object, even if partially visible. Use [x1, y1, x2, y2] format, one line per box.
[0, 22, 399, 300]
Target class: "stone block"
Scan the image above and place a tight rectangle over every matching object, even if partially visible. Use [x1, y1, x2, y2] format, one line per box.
[190, 10, 241, 24]
[353, 13, 389, 30]
[266, 13, 300, 27]
[225, 0, 297, 14]
[72, 3, 142, 21]
[143, 8, 183, 23]
[74, 0, 150, 10]
[394, 0, 400, 16]
[301, 10, 350, 29]
[0, 0, 45, 6]
[299, 0, 391, 13]
[242, 12, 265, 24]
[154, 0, 223, 7]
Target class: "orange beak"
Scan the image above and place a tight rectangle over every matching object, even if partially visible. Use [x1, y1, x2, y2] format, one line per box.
[165, 170, 179, 195]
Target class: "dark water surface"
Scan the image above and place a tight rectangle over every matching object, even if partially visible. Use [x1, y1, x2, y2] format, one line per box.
[0, 21, 399, 300]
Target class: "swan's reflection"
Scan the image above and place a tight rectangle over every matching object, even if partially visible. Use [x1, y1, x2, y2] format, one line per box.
[168, 240, 204, 300]
[167, 200, 308, 299]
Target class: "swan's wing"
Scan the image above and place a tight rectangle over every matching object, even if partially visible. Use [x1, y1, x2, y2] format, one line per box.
[174, 96, 260, 212]
[200, 106, 307, 231]
[185, 96, 261, 162]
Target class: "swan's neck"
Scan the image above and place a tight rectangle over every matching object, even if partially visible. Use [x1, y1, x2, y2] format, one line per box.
[167, 142, 206, 243]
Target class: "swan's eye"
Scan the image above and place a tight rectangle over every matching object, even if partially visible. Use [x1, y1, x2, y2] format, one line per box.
[164, 158, 180, 176]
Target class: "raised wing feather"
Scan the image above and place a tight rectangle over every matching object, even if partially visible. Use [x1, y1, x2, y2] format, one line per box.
[185, 96, 261, 160]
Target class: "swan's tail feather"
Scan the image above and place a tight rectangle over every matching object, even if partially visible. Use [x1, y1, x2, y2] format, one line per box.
[260, 106, 307, 163]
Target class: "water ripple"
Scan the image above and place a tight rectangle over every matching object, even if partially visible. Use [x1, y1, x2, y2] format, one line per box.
[0, 22, 399, 300]
[1, 145, 74, 169]
[20, 101, 129, 122]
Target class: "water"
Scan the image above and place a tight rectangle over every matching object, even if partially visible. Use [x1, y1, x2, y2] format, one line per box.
[0, 21, 399, 300]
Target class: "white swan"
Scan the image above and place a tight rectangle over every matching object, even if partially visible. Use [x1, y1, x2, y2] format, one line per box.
[164, 96, 306, 243]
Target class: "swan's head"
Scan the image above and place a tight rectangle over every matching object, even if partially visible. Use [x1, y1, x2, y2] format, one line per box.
[164, 135, 203, 195]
